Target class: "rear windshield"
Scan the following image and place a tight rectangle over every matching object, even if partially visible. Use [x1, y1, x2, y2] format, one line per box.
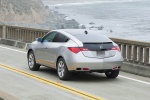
[83, 42, 113, 51]
[74, 34, 112, 43]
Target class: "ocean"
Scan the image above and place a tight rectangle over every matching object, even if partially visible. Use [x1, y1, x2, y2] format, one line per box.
[47, 0, 150, 42]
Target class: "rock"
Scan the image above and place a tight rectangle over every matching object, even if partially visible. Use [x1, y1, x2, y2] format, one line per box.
[55, 6, 59, 9]
[110, 30, 113, 33]
[81, 25, 86, 29]
[89, 22, 95, 25]
[97, 25, 104, 30]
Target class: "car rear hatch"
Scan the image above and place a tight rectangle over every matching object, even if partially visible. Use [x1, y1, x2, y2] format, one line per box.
[81, 42, 117, 58]
[70, 31, 120, 58]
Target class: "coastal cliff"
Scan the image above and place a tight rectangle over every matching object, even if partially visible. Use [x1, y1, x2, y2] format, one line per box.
[0, 0, 48, 24]
[0, 0, 79, 29]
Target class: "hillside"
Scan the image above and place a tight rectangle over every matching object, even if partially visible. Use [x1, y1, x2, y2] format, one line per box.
[0, 0, 48, 24]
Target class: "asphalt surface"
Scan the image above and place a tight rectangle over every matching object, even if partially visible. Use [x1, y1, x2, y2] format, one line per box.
[0, 44, 150, 100]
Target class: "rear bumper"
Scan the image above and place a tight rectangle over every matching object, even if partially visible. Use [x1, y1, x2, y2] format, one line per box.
[66, 52, 123, 71]
[67, 60, 122, 71]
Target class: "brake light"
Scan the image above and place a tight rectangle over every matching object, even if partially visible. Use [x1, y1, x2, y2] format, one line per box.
[111, 46, 120, 52]
[82, 68, 89, 70]
[68, 47, 89, 54]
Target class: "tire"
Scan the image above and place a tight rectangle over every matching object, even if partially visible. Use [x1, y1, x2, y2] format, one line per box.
[57, 58, 71, 80]
[105, 70, 119, 78]
[28, 51, 40, 71]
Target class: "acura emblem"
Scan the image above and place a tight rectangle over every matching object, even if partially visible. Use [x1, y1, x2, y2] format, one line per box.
[99, 44, 103, 49]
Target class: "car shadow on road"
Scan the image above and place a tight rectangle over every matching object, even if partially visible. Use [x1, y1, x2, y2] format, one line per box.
[39, 67, 58, 77]
[71, 72, 121, 83]
[39, 67, 121, 83]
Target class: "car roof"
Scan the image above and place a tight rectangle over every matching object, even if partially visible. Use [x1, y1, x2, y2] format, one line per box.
[59, 29, 98, 35]
[57, 29, 112, 43]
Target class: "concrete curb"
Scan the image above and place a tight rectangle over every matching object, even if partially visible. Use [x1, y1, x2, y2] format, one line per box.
[0, 39, 16, 46]
[121, 62, 150, 78]
[0, 38, 30, 50]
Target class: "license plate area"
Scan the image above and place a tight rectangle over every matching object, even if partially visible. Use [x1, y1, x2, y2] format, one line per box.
[97, 51, 105, 57]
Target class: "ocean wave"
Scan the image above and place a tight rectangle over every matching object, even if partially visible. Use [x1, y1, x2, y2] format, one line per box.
[48, 0, 142, 7]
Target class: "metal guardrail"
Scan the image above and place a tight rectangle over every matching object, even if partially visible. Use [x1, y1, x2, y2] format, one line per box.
[0, 25, 150, 66]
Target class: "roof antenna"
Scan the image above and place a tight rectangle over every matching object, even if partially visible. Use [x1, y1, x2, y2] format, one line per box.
[84, 30, 88, 35]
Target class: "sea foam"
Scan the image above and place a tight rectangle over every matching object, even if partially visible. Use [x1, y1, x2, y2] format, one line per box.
[48, 0, 142, 7]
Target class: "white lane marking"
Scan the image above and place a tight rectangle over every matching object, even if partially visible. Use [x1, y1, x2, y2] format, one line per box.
[0, 45, 150, 85]
[119, 75, 150, 85]
[0, 46, 26, 54]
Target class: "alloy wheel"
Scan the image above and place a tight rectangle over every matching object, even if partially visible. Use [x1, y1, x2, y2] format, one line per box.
[58, 61, 65, 78]
[28, 53, 34, 69]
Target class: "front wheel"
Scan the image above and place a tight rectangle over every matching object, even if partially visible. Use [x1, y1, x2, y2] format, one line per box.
[28, 51, 40, 71]
[105, 70, 119, 78]
[57, 58, 71, 80]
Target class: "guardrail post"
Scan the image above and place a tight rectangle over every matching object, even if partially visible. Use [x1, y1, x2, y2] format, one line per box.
[127, 45, 132, 61]
[2, 25, 6, 39]
[32, 31, 35, 41]
[11, 28, 13, 39]
[23, 30, 25, 42]
[33, 32, 36, 41]
[16, 29, 19, 41]
[9, 28, 11, 39]
[138, 46, 143, 63]
[122, 44, 127, 60]
[25, 30, 27, 42]
[35, 31, 38, 39]
[133, 45, 137, 62]
[26, 30, 29, 42]
[0, 26, 2, 38]
[14, 28, 16, 40]
[144, 47, 149, 65]
[6, 27, 8, 39]
[40, 32, 44, 37]
[118, 43, 121, 50]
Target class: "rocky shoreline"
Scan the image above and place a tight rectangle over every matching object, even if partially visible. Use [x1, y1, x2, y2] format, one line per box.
[45, 6, 79, 29]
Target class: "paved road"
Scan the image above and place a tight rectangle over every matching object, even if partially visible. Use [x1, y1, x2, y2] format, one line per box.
[0, 44, 150, 100]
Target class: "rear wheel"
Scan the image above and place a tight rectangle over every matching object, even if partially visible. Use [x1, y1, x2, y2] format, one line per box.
[28, 51, 40, 71]
[57, 58, 71, 80]
[105, 70, 119, 78]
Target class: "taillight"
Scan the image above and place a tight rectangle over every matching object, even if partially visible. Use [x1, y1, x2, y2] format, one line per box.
[68, 47, 89, 54]
[111, 46, 120, 52]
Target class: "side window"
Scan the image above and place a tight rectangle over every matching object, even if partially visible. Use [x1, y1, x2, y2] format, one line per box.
[42, 32, 58, 42]
[53, 33, 69, 42]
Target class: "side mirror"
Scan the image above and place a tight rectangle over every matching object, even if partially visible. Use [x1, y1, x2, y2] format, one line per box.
[36, 38, 42, 42]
